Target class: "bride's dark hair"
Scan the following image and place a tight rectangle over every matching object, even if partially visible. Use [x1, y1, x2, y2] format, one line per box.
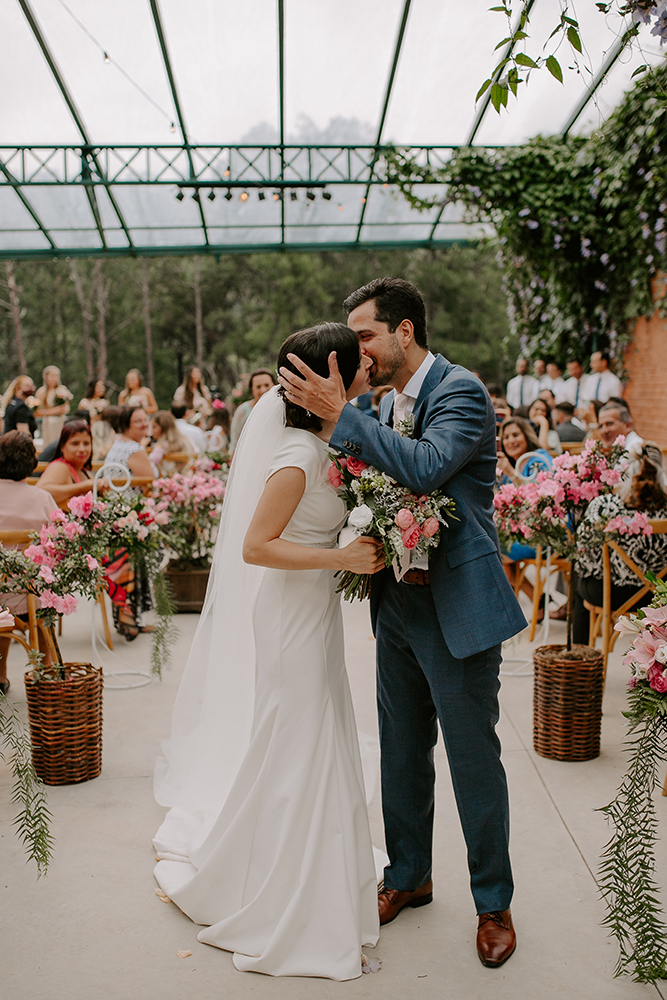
[278, 323, 360, 432]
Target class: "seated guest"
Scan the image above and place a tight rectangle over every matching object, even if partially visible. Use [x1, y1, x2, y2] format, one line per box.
[170, 404, 207, 454]
[2, 376, 37, 437]
[105, 407, 157, 479]
[553, 401, 587, 443]
[581, 398, 603, 439]
[37, 419, 104, 507]
[598, 401, 642, 451]
[206, 406, 231, 453]
[496, 417, 553, 604]
[38, 410, 91, 463]
[78, 379, 110, 424]
[573, 442, 667, 644]
[150, 411, 195, 476]
[538, 387, 556, 409]
[92, 405, 121, 464]
[528, 397, 562, 455]
[0, 431, 57, 691]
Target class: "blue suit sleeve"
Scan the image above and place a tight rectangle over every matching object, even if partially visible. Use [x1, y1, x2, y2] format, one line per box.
[330, 375, 489, 495]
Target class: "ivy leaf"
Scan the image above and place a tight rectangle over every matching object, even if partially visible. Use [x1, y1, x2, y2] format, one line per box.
[488, 5, 508, 10]
[596, 2, 611, 10]
[490, 82, 508, 113]
[494, 36, 513, 50]
[513, 30, 528, 41]
[546, 55, 563, 83]
[567, 26, 583, 53]
[515, 53, 538, 69]
[561, 15, 579, 27]
[476, 78, 493, 102]
[631, 64, 648, 80]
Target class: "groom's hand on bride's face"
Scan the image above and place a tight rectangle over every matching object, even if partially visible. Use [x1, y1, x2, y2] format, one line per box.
[278, 352, 347, 423]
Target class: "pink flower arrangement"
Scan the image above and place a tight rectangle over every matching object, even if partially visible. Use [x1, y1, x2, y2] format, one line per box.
[150, 471, 225, 567]
[618, 589, 667, 694]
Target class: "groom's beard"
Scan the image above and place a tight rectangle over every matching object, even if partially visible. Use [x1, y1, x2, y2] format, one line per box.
[367, 337, 404, 387]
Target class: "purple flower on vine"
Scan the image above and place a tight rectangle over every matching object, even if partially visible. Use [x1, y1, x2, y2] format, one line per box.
[600, 253, 610, 265]
[581, 237, 593, 258]
[526, 220, 539, 229]
[518, 208, 530, 217]
[594, 280, 608, 291]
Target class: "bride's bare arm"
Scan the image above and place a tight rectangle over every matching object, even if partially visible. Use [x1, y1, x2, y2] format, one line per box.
[243, 466, 384, 574]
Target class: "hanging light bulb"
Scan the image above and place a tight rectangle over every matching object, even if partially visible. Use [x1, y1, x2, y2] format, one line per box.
[224, 189, 233, 201]
[361, 196, 367, 203]
[208, 190, 216, 201]
[176, 191, 184, 201]
[338, 204, 343, 211]
[273, 191, 281, 201]
[192, 192, 200, 203]
[239, 191, 249, 202]
[290, 190, 298, 201]
[306, 190, 315, 201]
[170, 122, 176, 133]
[322, 191, 332, 201]
[103, 52, 110, 63]
[258, 191, 266, 201]
[224, 169, 230, 177]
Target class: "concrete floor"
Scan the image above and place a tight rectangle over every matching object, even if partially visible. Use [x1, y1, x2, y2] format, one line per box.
[1, 592, 666, 1000]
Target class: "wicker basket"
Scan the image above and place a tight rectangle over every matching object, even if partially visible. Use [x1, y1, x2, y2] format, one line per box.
[533, 644, 604, 761]
[24, 662, 103, 785]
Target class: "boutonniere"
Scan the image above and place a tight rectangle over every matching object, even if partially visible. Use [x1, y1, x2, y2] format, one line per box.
[396, 414, 415, 438]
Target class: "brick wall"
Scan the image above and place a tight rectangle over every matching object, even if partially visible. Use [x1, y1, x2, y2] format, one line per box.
[623, 307, 667, 448]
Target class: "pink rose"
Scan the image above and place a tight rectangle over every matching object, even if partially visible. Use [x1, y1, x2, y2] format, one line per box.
[346, 457, 368, 477]
[327, 464, 343, 488]
[401, 524, 422, 549]
[395, 508, 415, 530]
[647, 663, 667, 693]
[338, 458, 348, 470]
[422, 517, 440, 538]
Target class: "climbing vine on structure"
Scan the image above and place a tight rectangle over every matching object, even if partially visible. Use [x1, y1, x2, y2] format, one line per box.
[385, 62, 667, 365]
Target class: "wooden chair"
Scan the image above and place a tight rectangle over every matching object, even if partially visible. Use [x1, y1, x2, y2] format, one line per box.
[0, 530, 56, 661]
[512, 545, 572, 641]
[561, 441, 586, 455]
[585, 518, 667, 681]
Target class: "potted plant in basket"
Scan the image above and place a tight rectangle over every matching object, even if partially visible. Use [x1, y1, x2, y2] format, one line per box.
[493, 436, 633, 760]
[149, 468, 225, 612]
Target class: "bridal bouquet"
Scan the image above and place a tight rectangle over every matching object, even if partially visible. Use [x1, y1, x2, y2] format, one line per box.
[327, 454, 457, 600]
[597, 574, 667, 983]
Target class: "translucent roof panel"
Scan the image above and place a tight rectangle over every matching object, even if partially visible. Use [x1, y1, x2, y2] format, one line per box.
[0, 0, 662, 257]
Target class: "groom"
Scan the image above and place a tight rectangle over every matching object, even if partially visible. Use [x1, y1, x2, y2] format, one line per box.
[279, 277, 527, 968]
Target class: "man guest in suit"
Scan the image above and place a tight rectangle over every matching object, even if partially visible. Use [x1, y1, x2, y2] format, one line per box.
[278, 277, 527, 968]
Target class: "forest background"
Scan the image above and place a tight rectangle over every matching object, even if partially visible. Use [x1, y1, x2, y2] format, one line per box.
[1, 245, 514, 407]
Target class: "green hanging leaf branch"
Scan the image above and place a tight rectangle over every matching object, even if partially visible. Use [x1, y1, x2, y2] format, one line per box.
[150, 570, 178, 681]
[0, 691, 54, 878]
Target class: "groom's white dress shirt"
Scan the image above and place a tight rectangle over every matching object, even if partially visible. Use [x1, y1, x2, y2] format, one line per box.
[393, 352, 436, 573]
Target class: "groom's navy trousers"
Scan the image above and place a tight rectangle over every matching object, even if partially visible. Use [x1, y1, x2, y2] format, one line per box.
[330, 354, 526, 915]
[376, 574, 511, 914]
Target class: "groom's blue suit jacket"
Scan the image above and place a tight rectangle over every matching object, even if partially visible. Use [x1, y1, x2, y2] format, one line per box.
[330, 354, 527, 659]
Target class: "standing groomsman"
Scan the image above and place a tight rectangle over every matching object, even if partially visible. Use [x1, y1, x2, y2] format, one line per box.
[506, 358, 540, 409]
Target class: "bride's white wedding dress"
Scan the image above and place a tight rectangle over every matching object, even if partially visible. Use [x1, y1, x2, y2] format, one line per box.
[153, 389, 379, 980]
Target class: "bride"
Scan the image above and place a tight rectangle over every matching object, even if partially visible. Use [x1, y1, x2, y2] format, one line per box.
[153, 323, 384, 980]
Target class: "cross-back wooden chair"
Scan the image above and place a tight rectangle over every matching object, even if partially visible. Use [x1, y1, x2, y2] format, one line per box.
[512, 545, 572, 641]
[585, 519, 667, 682]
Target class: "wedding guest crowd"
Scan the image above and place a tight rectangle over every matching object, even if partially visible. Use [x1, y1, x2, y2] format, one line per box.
[229, 368, 277, 452]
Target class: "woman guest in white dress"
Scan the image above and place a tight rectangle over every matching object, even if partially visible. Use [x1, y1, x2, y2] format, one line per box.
[35, 366, 72, 447]
[153, 324, 383, 980]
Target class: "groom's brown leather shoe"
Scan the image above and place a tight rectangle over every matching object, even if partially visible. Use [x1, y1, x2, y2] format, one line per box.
[378, 881, 433, 925]
[476, 909, 516, 967]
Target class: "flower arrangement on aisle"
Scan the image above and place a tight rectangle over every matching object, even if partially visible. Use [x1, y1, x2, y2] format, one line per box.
[327, 454, 457, 601]
[149, 470, 225, 570]
[493, 435, 631, 648]
[0, 607, 53, 878]
[598, 574, 667, 983]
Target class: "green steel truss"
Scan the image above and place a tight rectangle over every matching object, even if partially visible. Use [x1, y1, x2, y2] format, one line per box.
[0, 143, 480, 260]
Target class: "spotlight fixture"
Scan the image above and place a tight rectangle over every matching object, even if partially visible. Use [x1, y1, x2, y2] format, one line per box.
[224, 189, 233, 201]
[258, 190, 266, 201]
[290, 190, 298, 202]
[192, 192, 200, 202]
[103, 51, 110, 63]
[322, 191, 332, 201]
[207, 190, 216, 201]
[306, 190, 316, 201]
[176, 191, 184, 201]
[239, 191, 249, 202]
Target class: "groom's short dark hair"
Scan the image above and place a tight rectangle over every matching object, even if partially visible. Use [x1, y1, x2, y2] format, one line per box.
[342, 277, 428, 349]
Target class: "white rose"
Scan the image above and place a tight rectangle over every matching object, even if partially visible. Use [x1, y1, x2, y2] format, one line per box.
[656, 642, 667, 665]
[348, 504, 374, 531]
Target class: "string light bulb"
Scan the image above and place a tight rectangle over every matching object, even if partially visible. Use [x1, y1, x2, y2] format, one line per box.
[224, 169, 230, 177]
[224, 189, 233, 201]
[240, 191, 249, 202]
[192, 192, 200, 203]
[290, 190, 298, 201]
[207, 190, 216, 201]
[103, 52, 110, 63]
[176, 191, 184, 201]
[338, 204, 343, 211]
[170, 122, 176, 133]
[273, 191, 281, 201]
[306, 190, 315, 201]
[258, 191, 266, 201]
[322, 191, 332, 201]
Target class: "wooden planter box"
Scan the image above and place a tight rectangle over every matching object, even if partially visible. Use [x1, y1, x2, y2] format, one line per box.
[24, 662, 103, 785]
[533, 644, 604, 761]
